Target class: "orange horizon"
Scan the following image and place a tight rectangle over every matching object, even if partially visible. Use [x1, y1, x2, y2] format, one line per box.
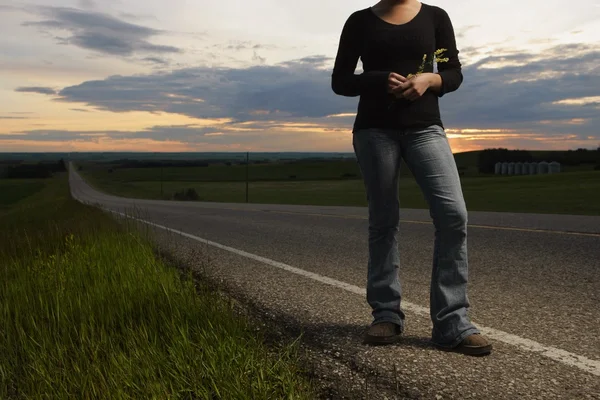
[2, 104, 597, 154]
[0, 140, 597, 154]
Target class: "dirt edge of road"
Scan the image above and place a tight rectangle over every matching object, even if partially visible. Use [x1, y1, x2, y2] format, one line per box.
[155, 245, 421, 400]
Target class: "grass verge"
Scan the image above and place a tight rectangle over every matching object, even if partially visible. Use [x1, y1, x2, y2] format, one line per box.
[0, 174, 314, 399]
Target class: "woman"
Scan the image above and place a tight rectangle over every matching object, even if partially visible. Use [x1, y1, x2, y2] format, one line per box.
[331, 0, 492, 356]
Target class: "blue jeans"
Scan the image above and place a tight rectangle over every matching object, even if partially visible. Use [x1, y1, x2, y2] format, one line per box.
[352, 125, 479, 348]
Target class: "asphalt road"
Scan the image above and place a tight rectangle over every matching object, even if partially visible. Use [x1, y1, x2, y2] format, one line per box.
[70, 167, 600, 399]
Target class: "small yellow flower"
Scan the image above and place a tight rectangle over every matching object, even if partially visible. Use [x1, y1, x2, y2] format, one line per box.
[388, 49, 450, 109]
[410, 48, 449, 79]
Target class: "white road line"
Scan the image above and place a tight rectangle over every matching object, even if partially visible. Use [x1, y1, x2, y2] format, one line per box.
[90, 206, 600, 378]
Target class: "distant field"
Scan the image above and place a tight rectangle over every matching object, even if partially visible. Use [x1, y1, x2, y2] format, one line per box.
[81, 162, 600, 215]
[80, 159, 364, 182]
[78, 151, 597, 182]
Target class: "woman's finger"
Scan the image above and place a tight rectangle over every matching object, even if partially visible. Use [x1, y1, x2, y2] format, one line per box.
[389, 78, 403, 87]
[392, 82, 410, 94]
[390, 72, 407, 82]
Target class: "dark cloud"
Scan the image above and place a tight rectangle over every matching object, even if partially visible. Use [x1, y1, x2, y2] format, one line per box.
[127, 125, 227, 142]
[22, 6, 181, 56]
[142, 56, 169, 65]
[54, 62, 355, 121]
[4, 123, 345, 151]
[279, 55, 332, 68]
[4, 125, 229, 143]
[226, 41, 253, 51]
[70, 108, 90, 112]
[219, 41, 278, 51]
[0, 116, 30, 120]
[252, 51, 266, 65]
[15, 86, 57, 95]
[440, 43, 600, 132]
[40, 43, 600, 143]
[1, 130, 94, 142]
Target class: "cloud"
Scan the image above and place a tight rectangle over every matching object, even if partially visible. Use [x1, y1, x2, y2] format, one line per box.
[78, 0, 96, 10]
[5, 116, 596, 152]
[2, 119, 353, 152]
[125, 125, 225, 142]
[1, 125, 244, 144]
[119, 11, 158, 22]
[439, 43, 600, 134]
[54, 62, 355, 121]
[0, 5, 14, 11]
[18, 42, 595, 146]
[278, 55, 332, 69]
[552, 96, 600, 106]
[0, 129, 115, 142]
[456, 25, 480, 39]
[226, 41, 255, 51]
[142, 56, 169, 65]
[22, 6, 181, 56]
[15, 86, 57, 95]
[217, 41, 279, 52]
[252, 51, 266, 65]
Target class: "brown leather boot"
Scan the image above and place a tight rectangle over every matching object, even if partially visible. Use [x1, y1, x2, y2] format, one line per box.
[363, 322, 402, 345]
[439, 333, 493, 356]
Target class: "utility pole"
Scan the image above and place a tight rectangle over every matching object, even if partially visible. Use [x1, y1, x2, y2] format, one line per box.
[245, 152, 249, 203]
[160, 165, 163, 198]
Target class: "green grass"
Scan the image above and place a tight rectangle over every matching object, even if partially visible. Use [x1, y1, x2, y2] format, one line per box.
[0, 180, 44, 208]
[82, 166, 600, 215]
[0, 175, 314, 399]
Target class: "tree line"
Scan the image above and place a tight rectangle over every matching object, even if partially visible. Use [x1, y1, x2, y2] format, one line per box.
[0, 159, 67, 179]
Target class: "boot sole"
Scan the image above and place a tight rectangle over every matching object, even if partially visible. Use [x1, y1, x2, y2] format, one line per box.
[363, 333, 402, 346]
[437, 343, 493, 356]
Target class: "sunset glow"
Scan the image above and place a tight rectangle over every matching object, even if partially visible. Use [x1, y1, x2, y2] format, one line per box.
[1, 0, 598, 153]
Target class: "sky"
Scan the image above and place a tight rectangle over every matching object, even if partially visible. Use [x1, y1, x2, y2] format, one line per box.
[1, 0, 599, 153]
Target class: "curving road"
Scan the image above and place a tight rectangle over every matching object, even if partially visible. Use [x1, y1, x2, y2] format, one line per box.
[70, 166, 600, 399]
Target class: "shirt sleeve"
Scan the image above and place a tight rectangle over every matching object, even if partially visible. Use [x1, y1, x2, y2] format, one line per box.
[434, 8, 463, 97]
[331, 11, 390, 97]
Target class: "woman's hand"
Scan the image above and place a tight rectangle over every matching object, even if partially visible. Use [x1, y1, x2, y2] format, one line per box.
[392, 73, 434, 101]
[387, 72, 407, 94]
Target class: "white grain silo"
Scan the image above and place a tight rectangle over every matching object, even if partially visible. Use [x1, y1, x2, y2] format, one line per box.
[549, 161, 561, 174]
[501, 162, 508, 175]
[495, 162, 502, 175]
[515, 162, 523, 175]
[522, 162, 531, 175]
[508, 162, 515, 175]
[530, 162, 539, 175]
[539, 161, 549, 174]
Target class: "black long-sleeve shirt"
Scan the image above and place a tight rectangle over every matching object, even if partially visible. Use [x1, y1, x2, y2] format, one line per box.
[331, 3, 463, 132]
